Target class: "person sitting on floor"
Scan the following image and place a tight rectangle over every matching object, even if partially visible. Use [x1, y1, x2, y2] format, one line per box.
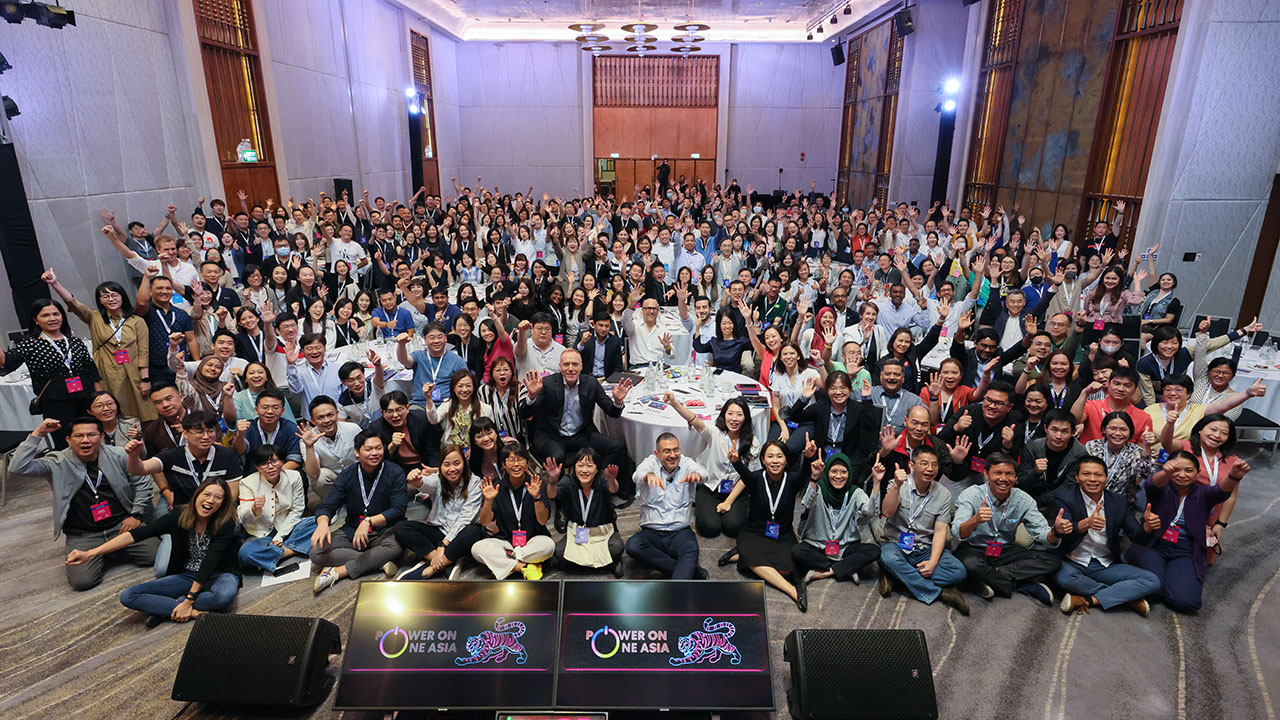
[68, 476, 240, 628]
[877, 446, 970, 615]
[471, 443, 555, 580]
[310, 429, 408, 594]
[236, 444, 316, 573]
[793, 452, 884, 591]
[664, 393, 759, 541]
[299, 395, 362, 506]
[952, 452, 1066, 607]
[392, 443, 485, 581]
[546, 447, 626, 577]
[231, 388, 302, 474]
[626, 433, 709, 580]
[14, 417, 156, 590]
[1050, 456, 1161, 616]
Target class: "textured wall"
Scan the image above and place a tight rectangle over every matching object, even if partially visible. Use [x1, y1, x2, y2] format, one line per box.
[451, 42, 585, 197]
[724, 43, 844, 194]
[0, 0, 199, 329]
[994, 0, 1116, 231]
[844, 22, 894, 207]
[1136, 0, 1280, 329]
[262, 0, 412, 204]
[428, 31, 462, 196]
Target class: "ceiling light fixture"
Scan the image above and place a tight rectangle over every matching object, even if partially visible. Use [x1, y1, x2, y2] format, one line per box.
[830, 15, 838, 24]
[627, 44, 657, 54]
[670, 45, 701, 53]
[569, 22, 604, 32]
[844, 4, 852, 14]
[673, 23, 709, 32]
[575, 33, 610, 43]
[671, 34, 705, 43]
[816, 25, 824, 34]
[624, 34, 658, 43]
[582, 44, 613, 53]
[807, 33, 813, 40]
[620, 22, 657, 33]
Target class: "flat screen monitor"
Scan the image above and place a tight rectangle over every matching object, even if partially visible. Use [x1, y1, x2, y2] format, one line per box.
[555, 580, 773, 710]
[335, 581, 560, 710]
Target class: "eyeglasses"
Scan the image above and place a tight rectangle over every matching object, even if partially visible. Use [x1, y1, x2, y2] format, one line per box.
[983, 397, 1011, 408]
[186, 427, 220, 437]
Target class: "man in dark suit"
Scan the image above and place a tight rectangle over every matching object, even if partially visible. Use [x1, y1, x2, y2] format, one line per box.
[1049, 456, 1161, 616]
[785, 370, 880, 486]
[577, 311, 626, 378]
[523, 349, 636, 499]
[370, 390, 439, 469]
[1017, 409, 1088, 511]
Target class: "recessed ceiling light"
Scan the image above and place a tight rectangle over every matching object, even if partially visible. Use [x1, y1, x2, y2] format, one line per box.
[569, 22, 604, 32]
[673, 23, 709, 32]
[621, 22, 657, 33]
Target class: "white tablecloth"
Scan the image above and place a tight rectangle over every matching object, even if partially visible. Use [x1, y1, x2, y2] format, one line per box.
[0, 370, 41, 432]
[1233, 347, 1280, 420]
[654, 308, 693, 365]
[600, 366, 770, 461]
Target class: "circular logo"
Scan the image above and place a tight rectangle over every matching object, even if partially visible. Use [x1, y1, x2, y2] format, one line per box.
[379, 626, 409, 659]
[591, 626, 621, 659]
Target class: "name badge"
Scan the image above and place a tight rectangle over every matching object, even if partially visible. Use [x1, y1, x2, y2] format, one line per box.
[1161, 526, 1180, 543]
[898, 531, 916, 553]
[970, 458, 986, 473]
[90, 500, 112, 522]
[432, 386, 443, 403]
[65, 376, 83, 393]
[1156, 450, 1169, 463]
[498, 429, 510, 438]
[785, 421, 799, 430]
[723, 279, 730, 288]
[536, 251, 544, 259]
[984, 541, 1003, 558]
[574, 526, 590, 544]
[554, 334, 564, 345]
[512, 529, 528, 548]
[718, 479, 734, 494]
[765, 522, 780, 539]
[940, 327, 949, 338]
[936, 423, 945, 433]
[823, 540, 840, 557]
[1093, 320, 1105, 330]
[112, 349, 130, 365]
[812, 240, 822, 248]
[1142, 314, 1151, 321]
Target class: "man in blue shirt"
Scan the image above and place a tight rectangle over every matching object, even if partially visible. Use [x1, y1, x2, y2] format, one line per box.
[231, 388, 303, 474]
[625, 433, 709, 580]
[371, 287, 415, 339]
[396, 323, 466, 407]
[428, 285, 462, 332]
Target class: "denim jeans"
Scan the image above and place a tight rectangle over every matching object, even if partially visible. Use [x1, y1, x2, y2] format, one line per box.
[152, 496, 172, 577]
[878, 542, 967, 604]
[237, 517, 318, 572]
[1055, 558, 1160, 610]
[120, 571, 240, 619]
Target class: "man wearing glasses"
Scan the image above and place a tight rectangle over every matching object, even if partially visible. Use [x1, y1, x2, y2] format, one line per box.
[937, 380, 1023, 493]
[622, 299, 674, 370]
[127, 410, 242, 508]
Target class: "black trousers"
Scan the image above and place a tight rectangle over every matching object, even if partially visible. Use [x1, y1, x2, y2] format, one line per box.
[392, 522, 485, 564]
[531, 429, 635, 498]
[694, 483, 747, 538]
[792, 541, 880, 581]
[954, 543, 1062, 597]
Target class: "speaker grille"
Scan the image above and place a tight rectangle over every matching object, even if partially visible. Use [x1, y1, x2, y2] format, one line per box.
[173, 614, 325, 706]
[788, 629, 936, 720]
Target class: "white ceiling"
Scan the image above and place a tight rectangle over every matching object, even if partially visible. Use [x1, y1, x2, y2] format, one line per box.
[401, 0, 887, 43]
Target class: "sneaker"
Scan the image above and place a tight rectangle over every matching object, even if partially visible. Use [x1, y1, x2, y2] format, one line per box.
[1059, 593, 1090, 615]
[612, 559, 626, 578]
[395, 561, 428, 581]
[1017, 582, 1054, 608]
[382, 561, 398, 578]
[1125, 598, 1150, 617]
[937, 587, 970, 616]
[878, 572, 893, 598]
[717, 547, 738, 567]
[851, 572, 861, 585]
[521, 563, 543, 581]
[448, 563, 463, 580]
[974, 581, 996, 601]
[313, 568, 340, 595]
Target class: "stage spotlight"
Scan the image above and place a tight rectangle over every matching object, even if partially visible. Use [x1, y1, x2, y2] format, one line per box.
[408, 103, 420, 115]
[943, 77, 961, 94]
[807, 32, 813, 40]
[1, 2, 24, 23]
[29, 2, 75, 28]
[844, 4, 852, 14]
[942, 99, 956, 112]
[3, 95, 19, 119]
[405, 87, 416, 98]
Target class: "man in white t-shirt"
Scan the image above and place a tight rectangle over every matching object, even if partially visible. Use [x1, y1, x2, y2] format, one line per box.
[329, 223, 369, 276]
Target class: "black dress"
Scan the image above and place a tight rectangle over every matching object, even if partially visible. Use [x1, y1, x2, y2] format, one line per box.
[2, 333, 99, 447]
[731, 458, 808, 572]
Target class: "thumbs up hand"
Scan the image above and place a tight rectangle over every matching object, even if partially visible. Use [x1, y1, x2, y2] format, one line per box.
[1085, 502, 1107, 532]
[1142, 503, 1161, 534]
[977, 497, 993, 523]
[1053, 508, 1073, 537]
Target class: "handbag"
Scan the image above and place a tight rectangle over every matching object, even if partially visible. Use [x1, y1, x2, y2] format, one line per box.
[29, 379, 51, 415]
[561, 521, 616, 568]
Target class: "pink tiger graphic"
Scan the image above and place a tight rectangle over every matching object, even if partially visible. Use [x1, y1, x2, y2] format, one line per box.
[454, 617, 528, 666]
[669, 618, 742, 666]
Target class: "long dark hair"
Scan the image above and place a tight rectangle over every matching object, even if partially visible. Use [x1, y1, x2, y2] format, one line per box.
[469, 416, 500, 477]
[177, 477, 236, 535]
[1190, 413, 1237, 456]
[27, 298, 68, 337]
[94, 281, 134, 323]
[715, 397, 756, 462]
[437, 443, 470, 504]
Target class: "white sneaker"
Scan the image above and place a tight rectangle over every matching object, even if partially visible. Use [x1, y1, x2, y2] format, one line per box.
[851, 572, 861, 585]
[394, 561, 428, 581]
[448, 563, 463, 580]
[974, 581, 996, 601]
[313, 568, 339, 595]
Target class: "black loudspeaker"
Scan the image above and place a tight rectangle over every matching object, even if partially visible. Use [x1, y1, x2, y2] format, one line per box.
[784, 629, 937, 720]
[172, 614, 341, 707]
[831, 43, 846, 66]
[894, 9, 915, 37]
[333, 177, 354, 203]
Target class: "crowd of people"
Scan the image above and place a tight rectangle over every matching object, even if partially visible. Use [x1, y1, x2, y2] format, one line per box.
[5, 175, 1267, 626]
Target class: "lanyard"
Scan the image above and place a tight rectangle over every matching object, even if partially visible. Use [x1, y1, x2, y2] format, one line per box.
[1200, 449, 1220, 486]
[821, 490, 849, 528]
[425, 352, 445, 383]
[156, 308, 177, 335]
[1051, 385, 1067, 408]
[458, 339, 470, 363]
[1172, 495, 1188, 527]
[258, 421, 278, 447]
[761, 473, 786, 522]
[1162, 404, 1189, 436]
[247, 331, 264, 362]
[983, 487, 1006, 534]
[509, 486, 527, 530]
[1154, 356, 1172, 380]
[881, 393, 904, 423]
[1100, 445, 1124, 478]
[906, 482, 931, 528]
[977, 429, 996, 451]
[86, 470, 104, 499]
[578, 487, 594, 523]
[107, 318, 128, 346]
[939, 393, 953, 422]
[185, 450, 215, 485]
[358, 464, 383, 513]
[1024, 421, 1041, 443]
[43, 335, 74, 371]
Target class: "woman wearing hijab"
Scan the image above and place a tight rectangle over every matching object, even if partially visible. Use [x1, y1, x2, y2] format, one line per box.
[792, 452, 884, 587]
[176, 354, 230, 416]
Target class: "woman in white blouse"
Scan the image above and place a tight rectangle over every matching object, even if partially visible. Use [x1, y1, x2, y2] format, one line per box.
[392, 444, 485, 581]
[771, 341, 822, 445]
[665, 393, 761, 540]
[237, 445, 316, 572]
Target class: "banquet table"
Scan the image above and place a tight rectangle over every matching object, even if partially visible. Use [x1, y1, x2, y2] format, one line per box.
[0, 370, 42, 432]
[1231, 346, 1280, 420]
[599, 365, 770, 462]
[653, 308, 693, 365]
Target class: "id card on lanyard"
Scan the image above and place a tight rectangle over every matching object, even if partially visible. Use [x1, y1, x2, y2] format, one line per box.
[357, 464, 383, 523]
[86, 471, 112, 522]
[510, 488, 528, 546]
[762, 475, 786, 539]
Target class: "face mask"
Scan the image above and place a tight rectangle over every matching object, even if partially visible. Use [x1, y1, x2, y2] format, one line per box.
[753, 206, 763, 214]
[1064, 271, 1078, 281]
[1100, 344, 1121, 355]
[1030, 275, 1043, 284]
[275, 247, 289, 257]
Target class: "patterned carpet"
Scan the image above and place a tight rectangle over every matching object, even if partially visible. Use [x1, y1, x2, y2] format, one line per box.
[2, 441, 1279, 720]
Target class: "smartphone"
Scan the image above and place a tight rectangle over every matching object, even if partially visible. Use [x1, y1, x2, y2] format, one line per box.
[273, 561, 301, 577]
